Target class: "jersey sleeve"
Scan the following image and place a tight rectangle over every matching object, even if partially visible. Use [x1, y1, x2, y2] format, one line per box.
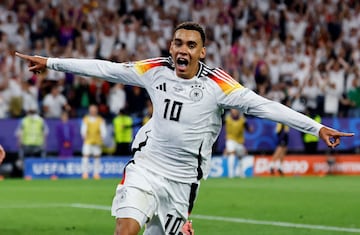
[208, 68, 324, 137]
[222, 88, 324, 137]
[47, 57, 170, 88]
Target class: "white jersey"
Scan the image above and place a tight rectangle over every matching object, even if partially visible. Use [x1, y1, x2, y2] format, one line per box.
[47, 57, 324, 183]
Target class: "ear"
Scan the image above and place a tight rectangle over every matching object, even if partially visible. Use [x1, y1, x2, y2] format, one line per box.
[200, 47, 206, 59]
[169, 41, 174, 56]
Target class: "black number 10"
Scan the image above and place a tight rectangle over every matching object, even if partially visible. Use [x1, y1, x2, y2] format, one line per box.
[165, 214, 183, 234]
[164, 99, 183, 121]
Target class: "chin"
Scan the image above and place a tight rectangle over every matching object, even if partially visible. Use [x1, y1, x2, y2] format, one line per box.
[175, 69, 186, 77]
[176, 72, 186, 78]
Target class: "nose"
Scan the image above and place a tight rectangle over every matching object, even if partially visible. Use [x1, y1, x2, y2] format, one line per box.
[178, 50, 187, 56]
[178, 46, 188, 56]
[178, 44, 188, 54]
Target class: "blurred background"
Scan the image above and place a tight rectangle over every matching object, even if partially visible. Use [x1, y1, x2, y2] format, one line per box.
[0, 0, 359, 178]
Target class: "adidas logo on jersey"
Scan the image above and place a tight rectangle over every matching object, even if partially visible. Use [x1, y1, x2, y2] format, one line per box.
[156, 83, 167, 91]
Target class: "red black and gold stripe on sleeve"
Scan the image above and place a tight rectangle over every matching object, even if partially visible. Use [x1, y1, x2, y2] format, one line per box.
[134, 57, 173, 75]
[204, 67, 243, 94]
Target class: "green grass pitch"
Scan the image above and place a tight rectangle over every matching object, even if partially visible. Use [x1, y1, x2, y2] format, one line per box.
[0, 176, 359, 235]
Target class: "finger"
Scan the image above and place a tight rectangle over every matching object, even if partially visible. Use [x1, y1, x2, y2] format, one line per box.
[15, 52, 32, 60]
[28, 65, 39, 72]
[331, 137, 340, 148]
[338, 132, 355, 137]
[326, 138, 335, 148]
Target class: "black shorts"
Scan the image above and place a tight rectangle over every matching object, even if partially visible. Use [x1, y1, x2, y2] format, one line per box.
[277, 133, 289, 147]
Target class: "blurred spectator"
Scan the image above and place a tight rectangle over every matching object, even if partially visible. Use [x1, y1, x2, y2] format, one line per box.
[269, 121, 290, 176]
[293, 60, 310, 87]
[213, 11, 233, 46]
[110, 42, 129, 62]
[345, 77, 360, 118]
[312, 62, 328, 116]
[3, 76, 23, 118]
[240, 65, 256, 91]
[58, 17, 78, 48]
[113, 108, 133, 156]
[323, 57, 349, 117]
[145, 30, 162, 58]
[101, 120, 116, 155]
[302, 109, 322, 154]
[108, 83, 126, 118]
[287, 79, 306, 113]
[88, 78, 110, 109]
[301, 76, 320, 115]
[254, 60, 270, 96]
[15, 107, 49, 169]
[42, 85, 71, 118]
[266, 83, 286, 104]
[56, 111, 75, 158]
[279, 52, 297, 83]
[287, 12, 308, 44]
[117, 15, 138, 56]
[31, 39, 48, 57]
[12, 24, 28, 53]
[79, 21, 99, 59]
[21, 79, 39, 115]
[80, 104, 106, 179]
[265, 41, 282, 85]
[0, 14, 18, 41]
[126, 86, 148, 118]
[97, 24, 117, 60]
[73, 76, 91, 117]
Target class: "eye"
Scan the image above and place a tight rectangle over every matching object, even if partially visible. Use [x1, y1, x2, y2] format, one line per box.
[188, 43, 196, 49]
[174, 40, 182, 47]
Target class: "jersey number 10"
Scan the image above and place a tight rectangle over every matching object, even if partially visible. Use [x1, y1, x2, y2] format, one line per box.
[163, 99, 183, 122]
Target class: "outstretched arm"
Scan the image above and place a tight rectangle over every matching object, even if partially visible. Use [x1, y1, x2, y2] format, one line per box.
[228, 89, 354, 148]
[15, 52, 145, 87]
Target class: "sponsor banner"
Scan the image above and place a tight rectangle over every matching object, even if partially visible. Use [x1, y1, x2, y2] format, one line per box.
[24, 156, 255, 179]
[24, 157, 131, 179]
[209, 155, 254, 178]
[253, 155, 360, 176]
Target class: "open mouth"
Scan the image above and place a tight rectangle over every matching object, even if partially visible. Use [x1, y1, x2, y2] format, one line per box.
[176, 58, 189, 70]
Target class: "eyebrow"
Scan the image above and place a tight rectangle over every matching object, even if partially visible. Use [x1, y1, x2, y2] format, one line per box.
[174, 38, 198, 46]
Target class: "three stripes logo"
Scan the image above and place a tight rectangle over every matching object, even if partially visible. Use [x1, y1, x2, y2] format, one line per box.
[156, 83, 167, 92]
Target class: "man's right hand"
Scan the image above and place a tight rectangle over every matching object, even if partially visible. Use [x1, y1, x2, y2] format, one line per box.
[15, 52, 48, 74]
[181, 220, 194, 235]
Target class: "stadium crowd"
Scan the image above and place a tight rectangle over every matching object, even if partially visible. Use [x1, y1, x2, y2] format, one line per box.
[0, 0, 360, 122]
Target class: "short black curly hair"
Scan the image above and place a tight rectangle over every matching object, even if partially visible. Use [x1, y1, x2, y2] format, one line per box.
[174, 22, 206, 46]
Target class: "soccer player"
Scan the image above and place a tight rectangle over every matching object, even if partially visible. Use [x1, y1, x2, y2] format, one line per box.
[16, 22, 353, 235]
[0, 144, 5, 164]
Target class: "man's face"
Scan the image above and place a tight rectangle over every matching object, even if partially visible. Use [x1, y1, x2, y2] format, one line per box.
[169, 29, 206, 79]
[89, 105, 98, 116]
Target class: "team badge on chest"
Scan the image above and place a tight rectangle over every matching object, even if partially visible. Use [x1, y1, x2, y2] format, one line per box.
[189, 84, 204, 101]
